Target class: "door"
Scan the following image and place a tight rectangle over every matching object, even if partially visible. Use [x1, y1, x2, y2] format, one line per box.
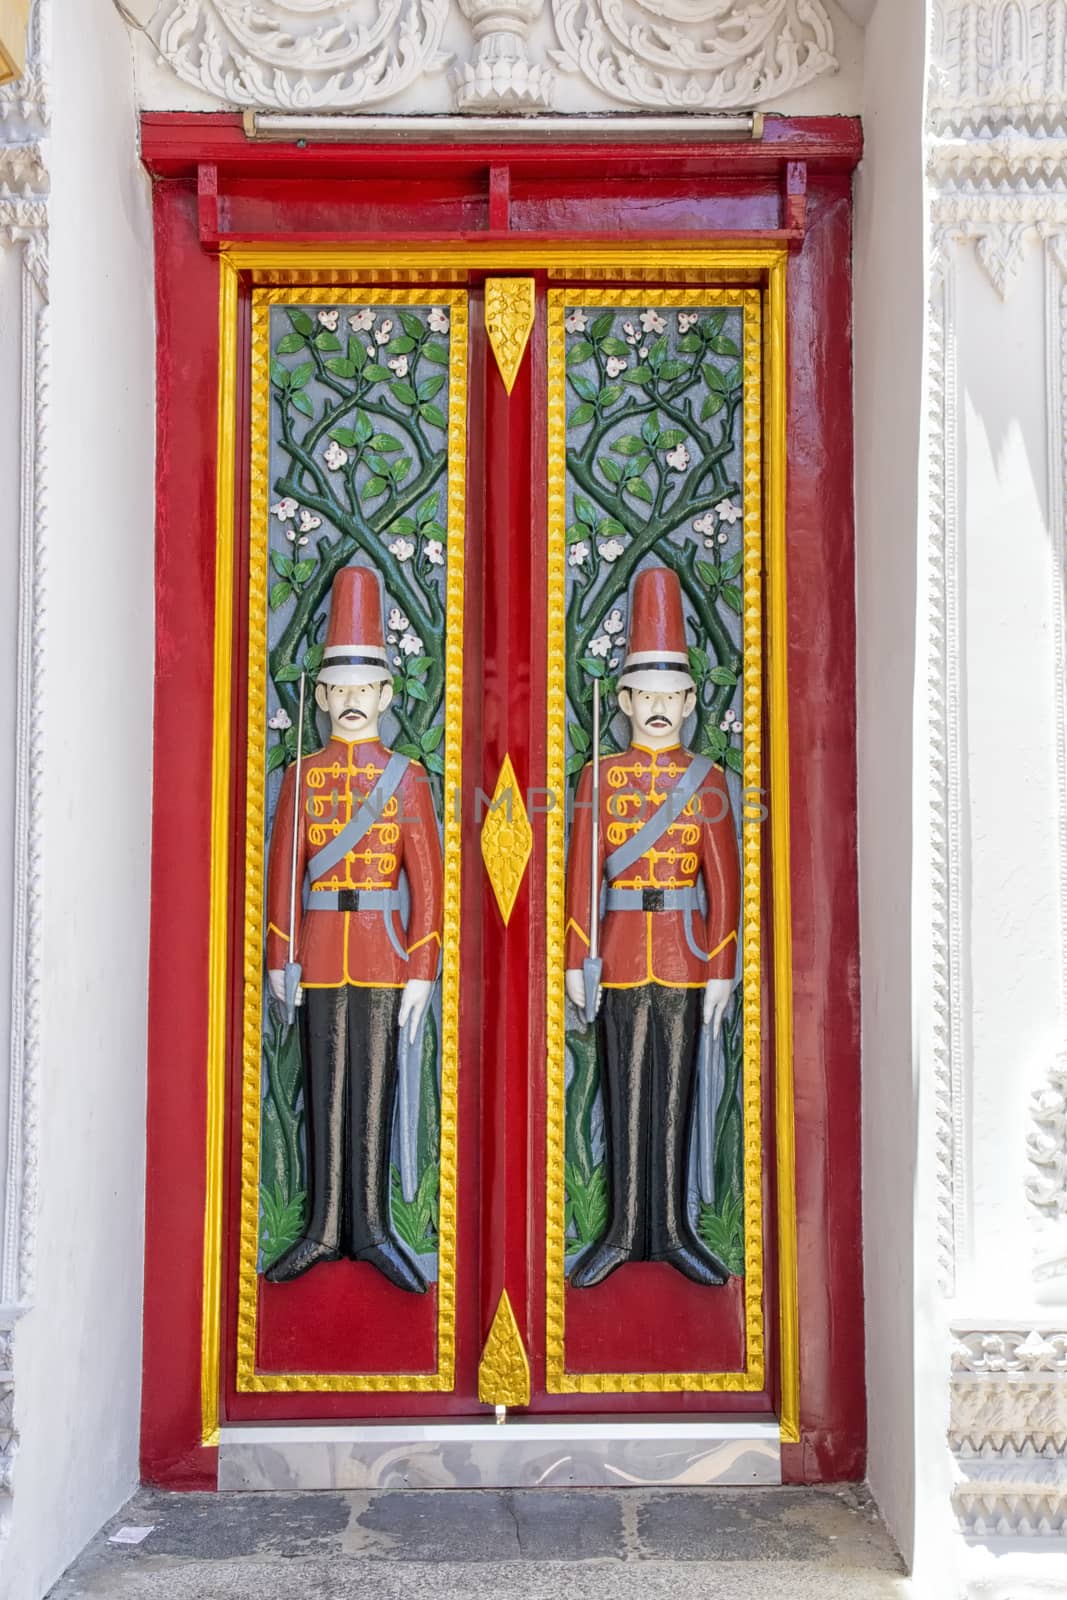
[213, 260, 792, 1426]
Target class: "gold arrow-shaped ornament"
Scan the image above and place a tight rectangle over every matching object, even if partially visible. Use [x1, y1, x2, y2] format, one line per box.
[485, 278, 535, 395]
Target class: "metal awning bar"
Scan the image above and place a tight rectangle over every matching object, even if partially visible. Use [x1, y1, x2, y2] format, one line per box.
[243, 110, 765, 144]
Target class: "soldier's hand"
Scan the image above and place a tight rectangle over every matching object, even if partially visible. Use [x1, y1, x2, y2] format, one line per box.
[399, 978, 434, 1045]
[703, 978, 732, 1038]
[268, 969, 302, 1008]
[565, 969, 587, 1010]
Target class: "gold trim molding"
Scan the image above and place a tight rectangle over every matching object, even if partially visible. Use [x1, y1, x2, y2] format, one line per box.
[478, 1290, 531, 1408]
[485, 278, 535, 395]
[481, 753, 533, 925]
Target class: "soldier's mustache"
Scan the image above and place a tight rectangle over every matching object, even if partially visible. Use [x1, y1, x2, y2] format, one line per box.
[340, 707, 366, 719]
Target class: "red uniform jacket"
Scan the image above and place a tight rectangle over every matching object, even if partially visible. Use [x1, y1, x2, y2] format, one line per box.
[565, 743, 740, 988]
[267, 736, 443, 988]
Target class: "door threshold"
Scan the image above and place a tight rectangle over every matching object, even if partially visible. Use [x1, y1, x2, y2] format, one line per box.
[218, 1415, 782, 1490]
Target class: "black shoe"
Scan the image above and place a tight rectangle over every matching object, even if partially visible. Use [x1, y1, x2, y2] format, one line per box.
[355, 1240, 428, 1294]
[264, 1236, 341, 1283]
[569, 1240, 632, 1290]
[661, 1241, 729, 1286]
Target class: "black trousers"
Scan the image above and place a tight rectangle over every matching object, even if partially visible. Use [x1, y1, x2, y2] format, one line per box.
[300, 984, 402, 1258]
[598, 984, 704, 1261]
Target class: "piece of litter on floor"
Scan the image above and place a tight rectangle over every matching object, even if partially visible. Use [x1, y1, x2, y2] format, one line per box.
[109, 1526, 154, 1546]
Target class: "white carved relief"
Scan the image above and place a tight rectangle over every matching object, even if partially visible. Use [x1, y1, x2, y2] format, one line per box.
[144, 0, 452, 109]
[134, 0, 843, 113]
[931, 0, 1067, 135]
[0, 0, 49, 1529]
[548, 0, 837, 111]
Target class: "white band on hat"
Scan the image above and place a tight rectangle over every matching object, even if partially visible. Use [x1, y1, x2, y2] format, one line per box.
[621, 649, 689, 668]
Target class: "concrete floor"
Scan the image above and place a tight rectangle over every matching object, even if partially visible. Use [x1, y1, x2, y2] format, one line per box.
[48, 1484, 910, 1599]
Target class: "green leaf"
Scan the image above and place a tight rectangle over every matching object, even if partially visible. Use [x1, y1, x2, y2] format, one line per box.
[566, 521, 593, 545]
[276, 332, 306, 354]
[580, 656, 606, 678]
[624, 365, 652, 386]
[703, 362, 727, 394]
[711, 336, 740, 358]
[567, 340, 595, 365]
[416, 493, 439, 526]
[611, 435, 647, 455]
[270, 551, 294, 579]
[688, 646, 710, 679]
[641, 414, 660, 445]
[303, 644, 325, 673]
[390, 381, 418, 406]
[329, 427, 359, 447]
[701, 392, 726, 420]
[724, 363, 743, 392]
[697, 560, 721, 589]
[700, 311, 727, 340]
[368, 433, 401, 452]
[391, 457, 412, 483]
[324, 358, 356, 378]
[388, 516, 417, 537]
[624, 478, 653, 504]
[678, 333, 703, 353]
[724, 746, 744, 775]
[364, 363, 392, 382]
[419, 402, 447, 427]
[399, 310, 425, 340]
[275, 662, 301, 683]
[721, 583, 743, 614]
[422, 520, 446, 541]
[721, 552, 743, 580]
[573, 494, 598, 526]
[410, 655, 432, 677]
[659, 360, 688, 381]
[421, 723, 445, 752]
[405, 679, 428, 703]
[709, 665, 738, 686]
[314, 331, 341, 352]
[590, 312, 614, 339]
[655, 428, 687, 449]
[599, 456, 623, 484]
[269, 581, 292, 611]
[424, 750, 445, 776]
[599, 337, 630, 357]
[362, 475, 388, 498]
[569, 722, 591, 753]
[704, 726, 728, 761]
[418, 375, 445, 401]
[287, 310, 314, 337]
[596, 517, 627, 539]
[568, 403, 596, 426]
[266, 742, 288, 774]
[291, 392, 314, 417]
[368, 454, 394, 476]
[624, 453, 652, 476]
[289, 361, 314, 389]
[397, 742, 423, 760]
[566, 752, 586, 777]
[599, 384, 624, 406]
[348, 337, 367, 368]
[293, 559, 316, 583]
[270, 361, 291, 389]
[388, 335, 417, 354]
[423, 342, 449, 365]
[569, 374, 598, 403]
[646, 335, 668, 368]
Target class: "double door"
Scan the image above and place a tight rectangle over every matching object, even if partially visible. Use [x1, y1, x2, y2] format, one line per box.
[216, 262, 793, 1427]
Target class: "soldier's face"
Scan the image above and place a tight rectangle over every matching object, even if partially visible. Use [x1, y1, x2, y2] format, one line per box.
[619, 686, 695, 748]
[316, 676, 393, 740]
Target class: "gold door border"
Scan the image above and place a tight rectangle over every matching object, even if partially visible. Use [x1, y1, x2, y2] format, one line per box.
[544, 281, 784, 1402]
[233, 286, 468, 1394]
[201, 245, 796, 1440]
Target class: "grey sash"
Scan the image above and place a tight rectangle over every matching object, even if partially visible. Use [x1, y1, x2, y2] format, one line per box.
[603, 754, 714, 882]
[305, 751, 410, 887]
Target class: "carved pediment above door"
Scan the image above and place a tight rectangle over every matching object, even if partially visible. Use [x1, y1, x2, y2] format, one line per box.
[130, 0, 846, 115]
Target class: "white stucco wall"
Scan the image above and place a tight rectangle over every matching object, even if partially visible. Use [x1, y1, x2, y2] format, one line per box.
[0, 0, 156, 1594]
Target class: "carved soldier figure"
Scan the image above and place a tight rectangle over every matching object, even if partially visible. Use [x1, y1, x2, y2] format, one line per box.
[265, 566, 443, 1292]
[565, 567, 741, 1289]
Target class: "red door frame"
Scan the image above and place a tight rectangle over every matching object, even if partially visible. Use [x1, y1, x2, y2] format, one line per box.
[140, 115, 864, 1488]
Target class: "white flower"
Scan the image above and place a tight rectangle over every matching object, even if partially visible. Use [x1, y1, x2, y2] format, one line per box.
[715, 498, 742, 525]
[269, 709, 292, 730]
[393, 654, 402, 666]
[366, 343, 376, 358]
[639, 347, 649, 359]
[720, 720, 730, 732]
[389, 538, 415, 561]
[387, 634, 396, 644]
[731, 714, 743, 733]
[718, 531, 729, 545]
[678, 312, 698, 333]
[317, 309, 339, 330]
[565, 309, 588, 332]
[323, 441, 348, 471]
[693, 512, 716, 537]
[605, 356, 628, 378]
[568, 541, 589, 567]
[665, 444, 690, 472]
[603, 607, 625, 636]
[388, 355, 409, 377]
[298, 510, 321, 534]
[399, 631, 424, 657]
[598, 538, 625, 562]
[588, 634, 611, 658]
[428, 308, 450, 334]
[374, 319, 394, 345]
[388, 608, 410, 632]
[285, 529, 309, 546]
[609, 657, 619, 669]
[270, 496, 298, 522]
[425, 540, 445, 566]
[639, 309, 666, 334]
[348, 308, 376, 332]
[622, 321, 641, 345]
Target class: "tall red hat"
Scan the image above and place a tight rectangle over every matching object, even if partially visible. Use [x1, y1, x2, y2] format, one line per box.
[617, 566, 695, 693]
[318, 565, 391, 686]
